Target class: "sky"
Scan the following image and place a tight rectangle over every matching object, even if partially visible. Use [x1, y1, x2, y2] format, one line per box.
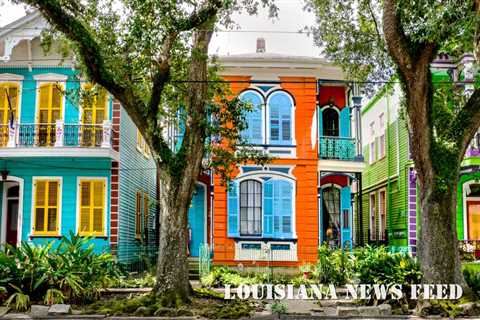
[0, 0, 321, 57]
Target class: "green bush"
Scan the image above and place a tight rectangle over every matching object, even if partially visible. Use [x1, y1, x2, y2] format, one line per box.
[0, 232, 122, 308]
[463, 267, 480, 296]
[353, 245, 422, 285]
[314, 244, 354, 285]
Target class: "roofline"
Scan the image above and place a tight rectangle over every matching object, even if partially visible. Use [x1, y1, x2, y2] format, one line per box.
[0, 10, 42, 39]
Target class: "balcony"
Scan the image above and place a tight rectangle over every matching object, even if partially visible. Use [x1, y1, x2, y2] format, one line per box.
[319, 136, 357, 161]
[0, 121, 118, 159]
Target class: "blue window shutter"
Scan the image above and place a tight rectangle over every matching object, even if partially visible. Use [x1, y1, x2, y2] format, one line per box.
[340, 186, 352, 249]
[340, 106, 351, 137]
[240, 91, 263, 144]
[270, 180, 293, 238]
[175, 118, 185, 152]
[227, 181, 239, 237]
[269, 92, 292, 145]
[263, 181, 274, 237]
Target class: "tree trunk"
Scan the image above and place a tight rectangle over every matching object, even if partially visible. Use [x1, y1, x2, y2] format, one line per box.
[418, 181, 465, 285]
[153, 170, 197, 304]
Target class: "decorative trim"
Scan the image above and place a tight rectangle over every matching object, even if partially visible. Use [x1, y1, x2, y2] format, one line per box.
[33, 73, 68, 82]
[0, 147, 120, 160]
[0, 73, 24, 81]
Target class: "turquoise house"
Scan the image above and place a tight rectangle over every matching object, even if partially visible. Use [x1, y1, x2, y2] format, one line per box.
[0, 12, 158, 269]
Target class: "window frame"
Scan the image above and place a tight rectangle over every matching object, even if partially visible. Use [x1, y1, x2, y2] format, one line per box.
[239, 89, 265, 145]
[76, 177, 108, 237]
[233, 172, 297, 239]
[31, 177, 62, 236]
[378, 113, 386, 159]
[266, 90, 296, 145]
[239, 179, 263, 236]
[369, 121, 376, 164]
[378, 189, 387, 241]
[369, 192, 376, 241]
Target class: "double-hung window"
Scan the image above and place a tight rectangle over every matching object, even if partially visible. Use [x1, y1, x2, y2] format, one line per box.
[369, 193, 376, 240]
[239, 180, 262, 236]
[81, 84, 107, 147]
[369, 122, 376, 164]
[379, 190, 386, 240]
[78, 179, 106, 236]
[378, 113, 386, 159]
[33, 178, 61, 236]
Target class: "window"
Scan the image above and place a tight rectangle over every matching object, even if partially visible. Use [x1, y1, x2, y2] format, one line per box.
[322, 107, 339, 137]
[369, 122, 376, 164]
[78, 179, 105, 236]
[81, 84, 107, 147]
[228, 176, 294, 239]
[268, 91, 293, 145]
[135, 191, 142, 239]
[136, 129, 150, 157]
[37, 83, 63, 146]
[33, 179, 60, 236]
[239, 90, 263, 145]
[369, 193, 376, 240]
[240, 180, 262, 236]
[0, 83, 19, 146]
[379, 190, 386, 240]
[378, 113, 386, 159]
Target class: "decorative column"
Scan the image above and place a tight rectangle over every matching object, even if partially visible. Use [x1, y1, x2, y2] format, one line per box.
[54, 119, 64, 147]
[101, 120, 112, 148]
[7, 121, 16, 148]
[352, 95, 363, 161]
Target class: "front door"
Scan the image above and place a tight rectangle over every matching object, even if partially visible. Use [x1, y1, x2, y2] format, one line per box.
[188, 184, 205, 257]
[468, 201, 480, 240]
[5, 184, 20, 246]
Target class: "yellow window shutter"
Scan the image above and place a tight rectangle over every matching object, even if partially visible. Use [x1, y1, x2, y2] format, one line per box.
[51, 85, 62, 121]
[8, 86, 18, 118]
[79, 181, 91, 234]
[95, 88, 107, 124]
[0, 86, 6, 124]
[47, 181, 59, 232]
[34, 180, 46, 233]
[144, 193, 149, 230]
[33, 179, 59, 235]
[38, 84, 51, 123]
[92, 181, 104, 233]
[135, 191, 141, 238]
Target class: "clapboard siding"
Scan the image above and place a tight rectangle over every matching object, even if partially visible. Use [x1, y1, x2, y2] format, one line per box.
[117, 106, 158, 264]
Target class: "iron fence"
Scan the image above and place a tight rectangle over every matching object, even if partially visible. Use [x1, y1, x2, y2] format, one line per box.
[319, 136, 356, 160]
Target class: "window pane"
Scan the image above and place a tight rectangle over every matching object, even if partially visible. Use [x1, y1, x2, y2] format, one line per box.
[48, 182, 58, 206]
[239, 180, 262, 235]
[35, 181, 46, 206]
[35, 208, 45, 231]
[80, 207, 90, 232]
[47, 208, 57, 231]
[93, 208, 103, 232]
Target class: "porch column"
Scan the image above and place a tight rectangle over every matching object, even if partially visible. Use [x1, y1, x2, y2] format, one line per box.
[54, 120, 64, 147]
[352, 95, 363, 161]
[101, 120, 112, 148]
[7, 121, 16, 148]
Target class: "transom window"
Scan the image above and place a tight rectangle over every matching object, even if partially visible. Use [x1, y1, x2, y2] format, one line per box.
[239, 180, 262, 236]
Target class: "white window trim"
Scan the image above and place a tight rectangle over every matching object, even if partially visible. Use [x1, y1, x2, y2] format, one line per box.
[30, 176, 63, 237]
[0, 176, 24, 246]
[75, 176, 109, 237]
[266, 90, 296, 145]
[33, 73, 68, 82]
[0, 73, 24, 81]
[78, 83, 110, 123]
[235, 172, 297, 239]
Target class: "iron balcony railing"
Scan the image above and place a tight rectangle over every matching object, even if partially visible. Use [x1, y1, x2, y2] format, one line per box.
[1, 121, 114, 148]
[319, 136, 356, 161]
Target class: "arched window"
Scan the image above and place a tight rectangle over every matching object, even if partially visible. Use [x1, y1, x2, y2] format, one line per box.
[268, 91, 293, 145]
[239, 90, 263, 145]
[322, 107, 339, 137]
[239, 179, 262, 235]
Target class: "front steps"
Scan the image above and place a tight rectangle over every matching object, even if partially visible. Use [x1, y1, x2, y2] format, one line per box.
[188, 257, 199, 280]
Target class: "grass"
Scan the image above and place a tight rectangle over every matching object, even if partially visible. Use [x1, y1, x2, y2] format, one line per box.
[462, 262, 480, 274]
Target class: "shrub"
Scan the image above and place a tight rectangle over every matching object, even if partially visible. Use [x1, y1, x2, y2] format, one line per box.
[353, 245, 422, 285]
[0, 232, 122, 305]
[463, 267, 480, 296]
[271, 301, 288, 315]
[314, 244, 354, 285]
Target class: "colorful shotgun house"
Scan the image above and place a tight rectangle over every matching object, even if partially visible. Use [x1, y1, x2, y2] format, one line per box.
[359, 53, 479, 255]
[0, 12, 158, 269]
[183, 40, 365, 267]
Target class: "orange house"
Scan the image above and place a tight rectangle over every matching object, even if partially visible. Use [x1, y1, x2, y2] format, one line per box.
[186, 42, 365, 268]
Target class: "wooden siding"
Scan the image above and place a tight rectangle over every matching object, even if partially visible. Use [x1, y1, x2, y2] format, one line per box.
[117, 106, 158, 264]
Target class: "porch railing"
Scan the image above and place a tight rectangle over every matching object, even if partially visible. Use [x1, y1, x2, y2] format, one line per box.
[319, 136, 356, 161]
[1, 121, 113, 149]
